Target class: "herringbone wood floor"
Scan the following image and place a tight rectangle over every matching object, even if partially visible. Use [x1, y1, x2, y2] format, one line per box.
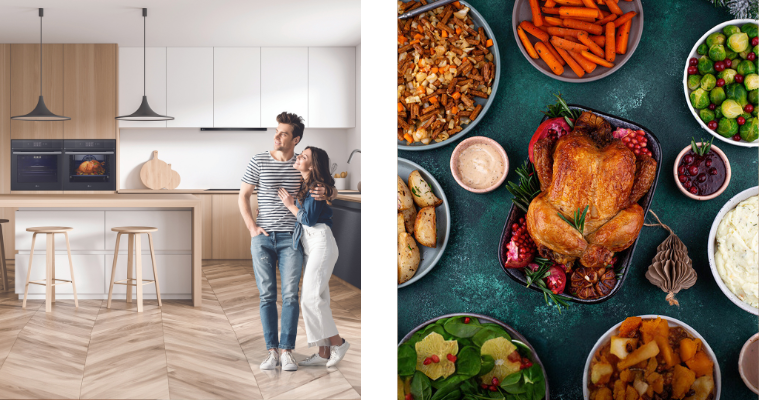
[0, 260, 361, 399]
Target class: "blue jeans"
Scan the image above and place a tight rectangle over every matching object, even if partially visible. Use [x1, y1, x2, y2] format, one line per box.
[250, 232, 304, 350]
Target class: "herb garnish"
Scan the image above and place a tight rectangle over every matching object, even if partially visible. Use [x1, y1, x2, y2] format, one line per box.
[506, 161, 541, 213]
[558, 205, 589, 234]
[525, 257, 570, 313]
[411, 186, 421, 197]
[691, 136, 713, 156]
[542, 93, 580, 128]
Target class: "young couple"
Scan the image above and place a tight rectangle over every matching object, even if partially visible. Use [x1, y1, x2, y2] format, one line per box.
[238, 112, 349, 372]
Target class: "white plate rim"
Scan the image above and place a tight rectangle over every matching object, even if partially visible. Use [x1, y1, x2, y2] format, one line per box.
[707, 186, 759, 315]
[582, 315, 722, 400]
[682, 19, 759, 148]
[397, 157, 451, 288]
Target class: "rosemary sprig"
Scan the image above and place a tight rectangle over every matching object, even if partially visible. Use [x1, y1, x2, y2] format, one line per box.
[542, 93, 579, 128]
[506, 161, 541, 213]
[691, 136, 714, 156]
[558, 205, 589, 234]
[524, 257, 571, 313]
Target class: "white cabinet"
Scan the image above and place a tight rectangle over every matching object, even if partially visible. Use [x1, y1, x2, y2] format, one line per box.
[15, 211, 105, 250]
[260, 47, 309, 127]
[16, 254, 105, 294]
[308, 47, 356, 128]
[105, 211, 192, 251]
[118, 47, 168, 128]
[105, 254, 191, 296]
[214, 47, 261, 128]
[166, 47, 214, 127]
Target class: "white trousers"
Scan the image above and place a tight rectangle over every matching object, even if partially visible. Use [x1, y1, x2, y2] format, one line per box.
[300, 223, 340, 347]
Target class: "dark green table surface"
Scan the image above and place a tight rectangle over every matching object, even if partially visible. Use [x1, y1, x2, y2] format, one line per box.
[397, 1, 759, 398]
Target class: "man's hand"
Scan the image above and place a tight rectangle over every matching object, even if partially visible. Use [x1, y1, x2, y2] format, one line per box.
[311, 184, 336, 201]
[250, 226, 269, 237]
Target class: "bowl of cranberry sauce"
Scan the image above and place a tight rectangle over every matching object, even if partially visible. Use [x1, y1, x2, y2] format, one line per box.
[674, 142, 731, 200]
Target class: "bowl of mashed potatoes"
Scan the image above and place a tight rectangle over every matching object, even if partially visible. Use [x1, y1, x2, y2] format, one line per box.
[708, 186, 759, 315]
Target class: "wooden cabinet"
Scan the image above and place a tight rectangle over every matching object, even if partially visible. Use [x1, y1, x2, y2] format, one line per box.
[63, 44, 117, 139]
[10, 44, 65, 140]
[199, 194, 257, 259]
[0, 44, 12, 259]
[166, 47, 214, 128]
[214, 47, 261, 127]
[261, 47, 308, 127]
[308, 47, 356, 128]
[118, 47, 168, 128]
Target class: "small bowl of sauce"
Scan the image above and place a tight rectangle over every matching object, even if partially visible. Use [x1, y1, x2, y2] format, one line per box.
[673, 142, 731, 201]
[450, 136, 508, 194]
[740, 333, 759, 394]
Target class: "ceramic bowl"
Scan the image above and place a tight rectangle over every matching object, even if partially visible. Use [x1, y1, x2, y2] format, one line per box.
[739, 333, 759, 394]
[673, 142, 731, 200]
[682, 19, 758, 148]
[450, 136, 509, 193]
[512, 0, 644, 82]
[707, 186, 759, 315]
[583, 315, 721, 400]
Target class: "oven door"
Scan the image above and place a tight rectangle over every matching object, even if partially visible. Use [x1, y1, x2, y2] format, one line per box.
[63, 151, 116, 190]
[11, 151, 63, 191]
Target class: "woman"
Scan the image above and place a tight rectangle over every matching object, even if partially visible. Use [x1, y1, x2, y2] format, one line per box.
[278, 146, 350, 367]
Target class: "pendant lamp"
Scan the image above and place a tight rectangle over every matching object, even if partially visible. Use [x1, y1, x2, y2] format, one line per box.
[116, 8, 173, 121]
[11, 8, 70, 121]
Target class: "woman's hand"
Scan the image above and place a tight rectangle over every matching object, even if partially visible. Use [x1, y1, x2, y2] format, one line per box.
[278, 188, 295, 207]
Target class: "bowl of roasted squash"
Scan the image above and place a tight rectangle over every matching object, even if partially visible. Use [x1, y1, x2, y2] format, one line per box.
[584, 315, 720, 400]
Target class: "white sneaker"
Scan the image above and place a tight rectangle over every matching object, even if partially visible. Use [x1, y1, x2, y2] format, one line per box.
[299, 353, 329, 366]
[281, 351, 298, 371]
[326, 340, 350, 367]
[260, 349, 279, 370]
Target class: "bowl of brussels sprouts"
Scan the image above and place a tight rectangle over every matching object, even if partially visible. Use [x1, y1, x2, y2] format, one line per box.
[684, 20, 759, 147]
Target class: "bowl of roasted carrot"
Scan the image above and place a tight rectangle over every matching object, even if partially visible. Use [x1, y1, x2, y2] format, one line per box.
[513, 0, 643, 82]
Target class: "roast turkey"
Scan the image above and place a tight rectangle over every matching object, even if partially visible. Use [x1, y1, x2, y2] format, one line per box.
[525, 111, 657, 270]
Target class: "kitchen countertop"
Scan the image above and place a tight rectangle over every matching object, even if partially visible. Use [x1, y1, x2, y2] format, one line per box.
[397, 1, 757, 398]
[117, 189, 362, 203]
[0, 193, 200, 208]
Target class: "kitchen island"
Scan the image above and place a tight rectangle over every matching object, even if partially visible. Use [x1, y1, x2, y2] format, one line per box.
[0, 194, 203, 307]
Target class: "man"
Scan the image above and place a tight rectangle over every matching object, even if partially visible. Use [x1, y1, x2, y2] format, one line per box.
[239, 111, 332, 372]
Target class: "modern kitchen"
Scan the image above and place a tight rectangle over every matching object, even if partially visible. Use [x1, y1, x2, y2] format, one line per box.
[0, 1, 361, 399]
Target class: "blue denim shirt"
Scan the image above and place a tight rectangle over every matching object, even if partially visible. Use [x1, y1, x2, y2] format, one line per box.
[292, 191, 333, 249]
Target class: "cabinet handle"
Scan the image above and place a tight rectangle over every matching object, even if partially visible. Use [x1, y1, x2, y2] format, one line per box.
[64, 152, 114, 155]
[12, 151, 62, 155]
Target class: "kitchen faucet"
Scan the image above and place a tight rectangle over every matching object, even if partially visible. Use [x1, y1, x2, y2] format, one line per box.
[347, 149, 361, 163]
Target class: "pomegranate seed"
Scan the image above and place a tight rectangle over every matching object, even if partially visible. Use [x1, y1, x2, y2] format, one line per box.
[716, 78, 725, 87]
[745, 104, 754, 113]
[492, 377, 500, 385]
[464, 317, 470, 324]
[709, 167, 718, 175]
[489, 385, 497, 392]
[714, 61, 725, 72]
[689, 186, 699, 195]
[733, 134, 742, 141]
[634, 149, 640, 155]
[423, 357, 432, 365]
[447, 354, 457, 362]
[738, 117, 746, 125]
[678, 174, 687, 183]
[735, 74, 744, 84]
[753, 37, 759, 47]
[688, 66, 698, 75]
[748, 52, 756, 61]
[689, 57, 698, 66]
[431, 355, 440, 363]
[708, 103, 716, 110]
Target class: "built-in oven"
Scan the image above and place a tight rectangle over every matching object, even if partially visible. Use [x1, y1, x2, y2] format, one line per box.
[11, 140, 64, 191]
[63, 140, 116, 191]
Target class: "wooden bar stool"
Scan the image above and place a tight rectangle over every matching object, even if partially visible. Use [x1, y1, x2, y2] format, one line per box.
[107, 226, 161, 313]
[22, 227, 78, 312]
[0, 219, 8, 292]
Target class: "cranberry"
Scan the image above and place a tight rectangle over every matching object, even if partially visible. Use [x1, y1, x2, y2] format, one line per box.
[464, 317, 470, 324]
[678, 174, 687, 183]
[431, 355, 440, 363]
[489, 386, 498, 392]
[738, 116, 746, 125]
[688, 65, 698, 75]
[706, 159, 712, 167]
[746, 104, 754, 113]
[697, 173, 707, 182]
[447, 354, 457, 362]
[753, 37, 759, 46]
[406, 394, 413, 400]
[423, 357, 432, 365]
[708, 103, 717, 110]
[492, 377, 500, 386]
[716, 78, 725, 87]
[688, 165, 699, 176]
[481, 384, 489, 390]
[714, 61, 725, 72]
[678, 165, 686, 174]
[724, 59, 732, 68]
[736, 74, 744, 84]
[689, 57, 698, 66]
[709, 167, 718, 175]
[708, 120, 718, 130]
[683, 155, 694, 164]
[733, 134, 742, 141]
[683, 180, 692, 189]
[748, 52, 757, 61]
[689, 186, 699, 195]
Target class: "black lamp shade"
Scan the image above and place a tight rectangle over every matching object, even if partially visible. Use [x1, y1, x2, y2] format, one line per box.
[11, 96, 70, 121]
[115, 96, 174, 121]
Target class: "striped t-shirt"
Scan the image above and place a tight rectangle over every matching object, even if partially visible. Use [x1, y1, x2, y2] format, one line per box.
[241, 151, 302, 232]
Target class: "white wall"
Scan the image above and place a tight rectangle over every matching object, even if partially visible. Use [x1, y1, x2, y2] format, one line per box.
[119, 128, 350, 190]
[346, 44, 362, 189]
